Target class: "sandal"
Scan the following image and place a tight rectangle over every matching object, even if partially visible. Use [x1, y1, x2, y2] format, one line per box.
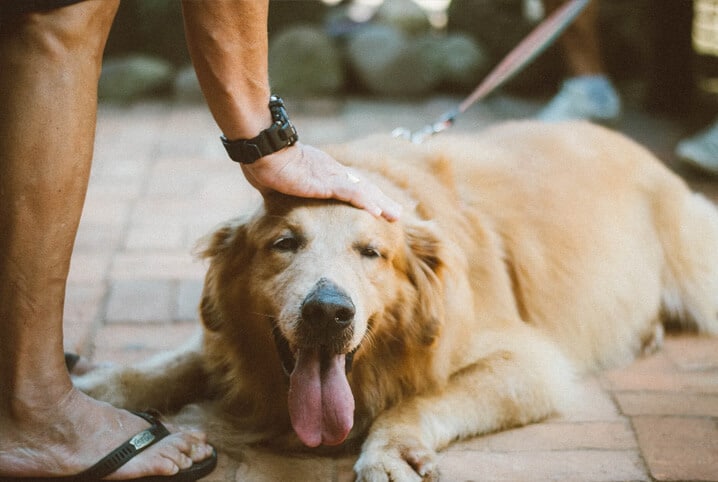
[0, 411, 217, 481]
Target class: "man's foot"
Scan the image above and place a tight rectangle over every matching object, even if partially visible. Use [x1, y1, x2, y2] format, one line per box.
[676, 119, 718, 175]
[0, 388, 215, 480]
[537, 75, 621, 123]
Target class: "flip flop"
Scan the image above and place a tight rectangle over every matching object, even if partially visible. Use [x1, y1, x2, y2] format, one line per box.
[0, 411, 218, 481]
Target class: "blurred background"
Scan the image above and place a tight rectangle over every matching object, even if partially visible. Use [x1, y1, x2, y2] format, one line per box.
[98, 0, 717, 129]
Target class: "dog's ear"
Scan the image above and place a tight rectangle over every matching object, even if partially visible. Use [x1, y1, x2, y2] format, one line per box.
[199, 287, 223, 332]
[195, 223, 237, 260]
[403, 220, 445, 345]
[195, 219, 249, 331]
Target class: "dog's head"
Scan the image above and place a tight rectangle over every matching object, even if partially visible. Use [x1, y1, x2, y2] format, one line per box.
[198, 192, 445, 447]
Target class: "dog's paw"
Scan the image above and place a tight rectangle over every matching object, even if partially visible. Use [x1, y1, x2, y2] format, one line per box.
[354, 438, 438, 482]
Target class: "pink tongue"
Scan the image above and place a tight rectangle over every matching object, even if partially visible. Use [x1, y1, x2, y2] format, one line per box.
[288, 348, 354, 447]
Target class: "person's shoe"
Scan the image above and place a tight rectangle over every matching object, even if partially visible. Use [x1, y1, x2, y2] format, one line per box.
[676, 120, 718, 175]
[537, 75, 621, 123]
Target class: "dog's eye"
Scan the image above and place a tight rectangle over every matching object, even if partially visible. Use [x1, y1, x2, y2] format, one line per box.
[359, 246, 382, 259]
[272, 236, 299, 252]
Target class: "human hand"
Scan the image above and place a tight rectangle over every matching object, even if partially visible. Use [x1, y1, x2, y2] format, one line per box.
[240, 142, 402, 221]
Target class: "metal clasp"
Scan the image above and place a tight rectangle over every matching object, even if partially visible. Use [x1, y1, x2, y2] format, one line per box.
[392, 109, 459, 144]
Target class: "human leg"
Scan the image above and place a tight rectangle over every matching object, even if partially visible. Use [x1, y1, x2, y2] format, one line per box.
[537, 0, 621, 122]
[0, 1, 214, 478]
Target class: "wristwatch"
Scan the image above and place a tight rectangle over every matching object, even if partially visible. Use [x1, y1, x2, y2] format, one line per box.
[220, 95, 299, 164]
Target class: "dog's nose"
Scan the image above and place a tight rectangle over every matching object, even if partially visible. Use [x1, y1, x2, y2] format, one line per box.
[301, 278, 355, 331]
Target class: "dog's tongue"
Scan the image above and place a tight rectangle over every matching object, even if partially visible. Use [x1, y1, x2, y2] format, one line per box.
[288, 347, 354, 447]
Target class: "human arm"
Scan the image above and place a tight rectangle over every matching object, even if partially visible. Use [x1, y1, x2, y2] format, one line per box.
[180, 0, 401, 220]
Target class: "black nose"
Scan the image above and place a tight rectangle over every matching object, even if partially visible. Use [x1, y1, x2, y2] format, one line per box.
[301, 278, 355, 331]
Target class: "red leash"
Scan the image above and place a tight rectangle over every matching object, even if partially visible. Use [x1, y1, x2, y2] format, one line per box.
[395, 0, 591, 143]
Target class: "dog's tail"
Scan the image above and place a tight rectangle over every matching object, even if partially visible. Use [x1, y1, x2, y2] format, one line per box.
[656, 176, 718, 334]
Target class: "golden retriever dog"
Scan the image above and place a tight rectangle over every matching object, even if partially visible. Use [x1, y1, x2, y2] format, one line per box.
[76, 120, 718, 481]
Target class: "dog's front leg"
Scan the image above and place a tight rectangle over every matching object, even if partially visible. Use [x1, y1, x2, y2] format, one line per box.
[73, 335, 209, 414]
[354, 336, 578, 481]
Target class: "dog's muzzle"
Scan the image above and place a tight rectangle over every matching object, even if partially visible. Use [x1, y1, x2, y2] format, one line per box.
[273, 278, 358, 377]
[300, 277, 355, 343]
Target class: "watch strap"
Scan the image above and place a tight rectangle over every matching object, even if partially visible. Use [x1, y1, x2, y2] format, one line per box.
[221, 95, 298, 164]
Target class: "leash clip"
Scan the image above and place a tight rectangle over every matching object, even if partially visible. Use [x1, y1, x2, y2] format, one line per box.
[392, 109, 459, 144]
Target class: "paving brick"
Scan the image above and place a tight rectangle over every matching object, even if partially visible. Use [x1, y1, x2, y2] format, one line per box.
[662, 335, 718, 371]
[67, 253, 112, 283]
[63, 282, 107, 353]
[78, 197, 132, 226]
[145, 157, 208, 196]
[632, 415, 718, 481]
[110, 252, 207, 280]
[124, 223, 185, 250]
[231, 446, 335, 482]
[436, 450, 648, 482]
[601, 350, 718, 393]
[614, 391, 718, 417]
[176, 279, 203, 321]
[130, 198, 241, 226]
[195, 170, 257, 202]
[185, 224, 219, 251]
[105, 280, 174, 323]
[91, 156, 151, 180]
[562, 377, 622, 422]
[468, 421, 638, 452]
[85, 176, 143, 200]
[73, 221, 124, 252]
[92, 321, 200, 365]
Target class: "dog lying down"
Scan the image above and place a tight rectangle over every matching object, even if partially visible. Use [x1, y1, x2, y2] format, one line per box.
[76, 120, 718, 481]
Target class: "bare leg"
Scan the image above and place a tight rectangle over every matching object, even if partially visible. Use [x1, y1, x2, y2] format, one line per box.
[544, 0, 605, 76]
[0, 1, 213, 478]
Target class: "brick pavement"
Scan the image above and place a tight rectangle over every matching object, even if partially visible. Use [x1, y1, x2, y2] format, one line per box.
[64, 96, 718, 481]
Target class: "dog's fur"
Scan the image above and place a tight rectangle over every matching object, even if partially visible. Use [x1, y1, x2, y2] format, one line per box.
[76, 121, 718, 481]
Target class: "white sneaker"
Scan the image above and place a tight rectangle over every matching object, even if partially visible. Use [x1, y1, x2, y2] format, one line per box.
[538, 75, 621, 123]
[676, 119, 718, 175]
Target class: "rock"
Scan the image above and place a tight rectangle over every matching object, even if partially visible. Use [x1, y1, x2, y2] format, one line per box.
[268, 0, 330, 37]
[374, 0, 431, 36]
[417, 33, 490, 90]
[346, 25, 439, 96]
[99, 55, 175, 102]
[268, 25, 344, 96]
[447, 0, 562, 94]
[104, 0, 189, 66]
[173, 65, 204, 103]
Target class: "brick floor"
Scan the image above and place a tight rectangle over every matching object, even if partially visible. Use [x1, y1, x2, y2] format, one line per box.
[64, 96, 718, 481]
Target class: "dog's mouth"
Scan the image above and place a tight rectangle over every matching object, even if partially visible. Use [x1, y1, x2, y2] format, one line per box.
[272, 327, 358, 448]
[272, 327, 355, 377]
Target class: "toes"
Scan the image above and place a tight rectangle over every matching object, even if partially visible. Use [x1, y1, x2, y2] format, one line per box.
[108, 432, 213, 480]
[190, 442, 214, 462]
[109, 447, 180, 480]
[162, 432, 213, 464]
[161, 444, 193, 471]
[403, 446, 437, 478]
